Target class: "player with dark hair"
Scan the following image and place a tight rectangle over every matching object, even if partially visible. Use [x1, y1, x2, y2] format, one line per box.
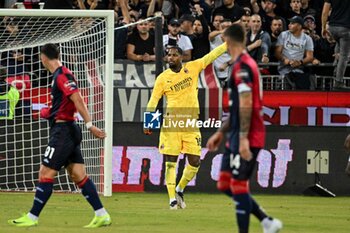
[8, 43, 111, 228]
[206, 24, 282, 233]
[145, 43, 227, 210]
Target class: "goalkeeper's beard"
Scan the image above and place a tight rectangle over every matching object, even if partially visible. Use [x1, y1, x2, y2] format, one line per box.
[169, 62, 181, 71]
[169, 62, 176, 69]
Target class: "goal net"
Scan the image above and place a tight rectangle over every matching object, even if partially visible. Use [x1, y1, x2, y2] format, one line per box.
[0, 9, 114, 196]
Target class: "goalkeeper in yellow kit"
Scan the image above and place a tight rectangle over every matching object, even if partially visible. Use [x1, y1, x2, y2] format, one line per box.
[144, 42, 227, 209]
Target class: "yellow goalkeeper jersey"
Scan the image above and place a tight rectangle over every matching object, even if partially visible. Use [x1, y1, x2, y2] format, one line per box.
[147, 43, 227, 117]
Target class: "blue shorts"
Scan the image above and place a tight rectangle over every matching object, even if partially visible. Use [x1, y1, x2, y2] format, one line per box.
[42, 121, 84, 171]
[220, 146, 261, 180]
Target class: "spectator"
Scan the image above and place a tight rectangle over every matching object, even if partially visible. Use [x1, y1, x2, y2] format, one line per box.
[269, 16, 284, 62]
[304, 15, 317, 34]
[180, 14, 195, 40]
[191, 4, 210, 59]
[275, 16, 314, 89]
[252, 0, 279, 34]
[169, 0, 213, 22]
[212, 0, 245, 23]
[126, 18, 155, 62]
[114, 0, 131, 59]
[303, 15, 323, 65]
[287, 0, 303, 19]
[210, 13, 224, 32]
[246, 14, 271, 63]
[240, 13, 251, 33]
[209, 19, 232, 84]
[0, 67, 19, 120]
[190, 0, 212, 23]
[128, 15, 138, 35]
[322, 0, 350, 89]
[163, 18, 193, 62]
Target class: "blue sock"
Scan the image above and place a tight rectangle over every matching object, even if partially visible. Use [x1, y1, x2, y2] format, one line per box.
[233, 193, 252, 233]
[79, 177, 103, 211]
[29, 179, 54, 217]
[251, 197, 267, 221]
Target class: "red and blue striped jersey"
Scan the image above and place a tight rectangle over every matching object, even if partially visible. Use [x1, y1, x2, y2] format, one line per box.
[227, 52, 265, 151]
[49, 66, 79, 122]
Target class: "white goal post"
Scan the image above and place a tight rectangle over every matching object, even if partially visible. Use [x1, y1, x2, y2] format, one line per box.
[0, 9, 114, 196]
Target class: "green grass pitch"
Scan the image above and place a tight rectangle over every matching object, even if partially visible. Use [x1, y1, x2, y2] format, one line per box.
[1, 192, 349, 233]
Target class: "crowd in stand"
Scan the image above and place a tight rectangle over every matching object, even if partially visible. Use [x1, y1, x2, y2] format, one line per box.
[1, 0, 349, 90]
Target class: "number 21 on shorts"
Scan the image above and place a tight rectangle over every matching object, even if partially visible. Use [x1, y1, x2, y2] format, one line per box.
[44, 146, 55, 160]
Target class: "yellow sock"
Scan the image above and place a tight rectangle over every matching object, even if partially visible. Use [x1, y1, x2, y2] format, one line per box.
[177, 164, 199, 192]
[165, 162, 177, 200]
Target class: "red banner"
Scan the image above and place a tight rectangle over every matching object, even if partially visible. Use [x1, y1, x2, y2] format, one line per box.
[264, 91, 349, 107]
[263, 91, 350, 126]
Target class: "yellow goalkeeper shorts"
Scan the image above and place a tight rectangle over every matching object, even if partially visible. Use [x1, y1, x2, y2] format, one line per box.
[159, 129, 201, 156]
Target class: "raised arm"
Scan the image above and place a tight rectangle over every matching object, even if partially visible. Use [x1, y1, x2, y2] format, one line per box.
[198, 42, 227, 68]
[147, 0, 157, 17]
[209, 30, 222, 42]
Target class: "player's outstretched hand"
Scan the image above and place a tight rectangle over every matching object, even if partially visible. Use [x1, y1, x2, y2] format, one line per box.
[89, 126, 106, 139]
[144, 128, 152, 135]
[207, 132, 223, 151]
[239, 137, 252, 161]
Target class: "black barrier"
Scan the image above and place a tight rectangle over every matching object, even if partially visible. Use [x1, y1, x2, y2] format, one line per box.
[113, 122, 350, 195]
[1, 120, 349, 195]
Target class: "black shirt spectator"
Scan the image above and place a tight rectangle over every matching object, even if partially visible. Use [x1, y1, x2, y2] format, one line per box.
[191, 14, 210, 59]
[269, 16, 284, 62]
[127, 31, 155, 57]
[326, 0, 350, 29]
[258, 0, 278, 34]
[212, 0, 245, 23]
[126, 19, 155, 62]
[180, 14, 196, 41]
